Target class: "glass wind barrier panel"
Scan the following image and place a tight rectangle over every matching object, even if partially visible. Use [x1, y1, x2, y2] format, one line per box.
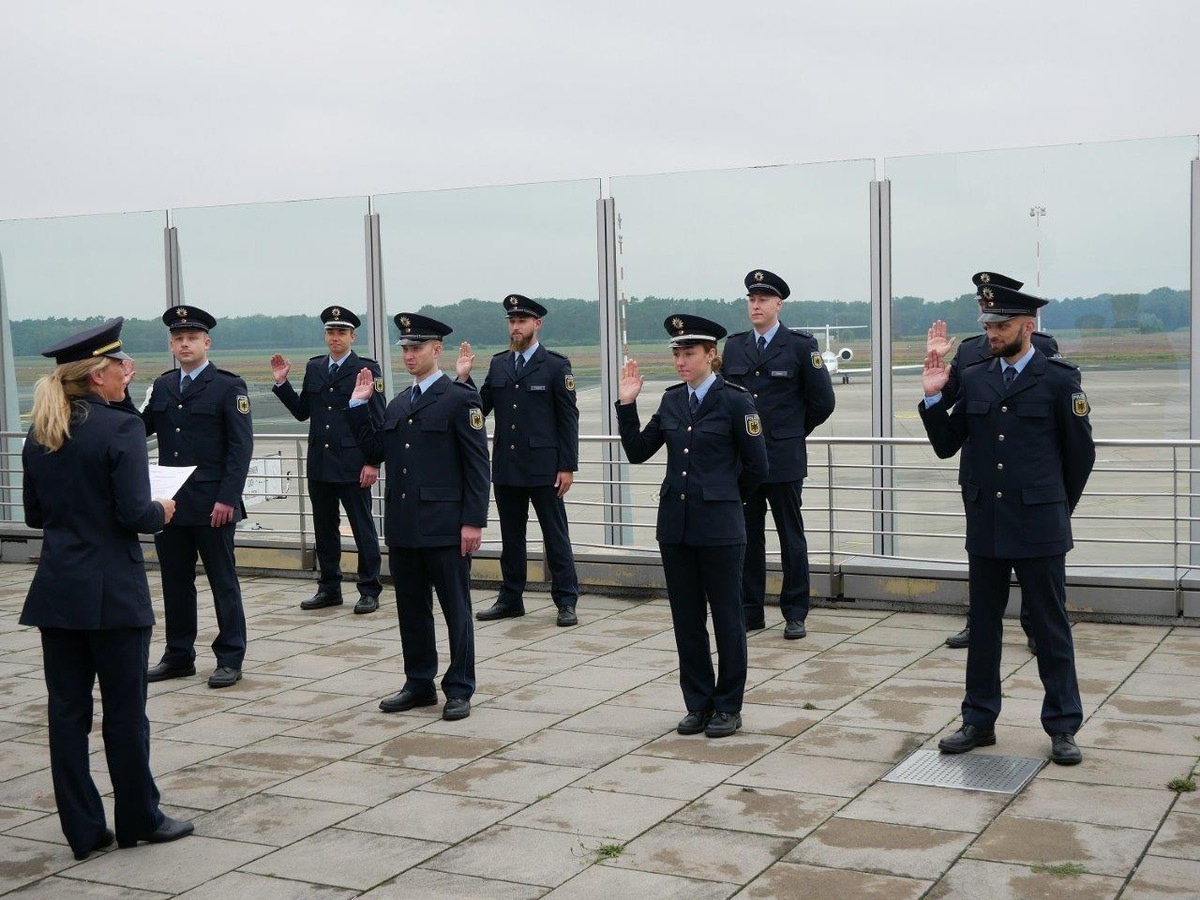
[610, 160, 876, 553]
[0, 210, 168, 421]
[886, 135, 1200, 571]
[170, 196, 372, 541]
[372, 179, 603, 551]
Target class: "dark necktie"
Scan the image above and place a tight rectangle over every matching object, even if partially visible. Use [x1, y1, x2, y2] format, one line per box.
[180, 374, 193, 394]
[410, 384, 422, 403]
[756, 335, 767, 355]
[329, 362, 339, 378]
[689, 391, 700, 418]
[1003, 366, 1016, 389]
[515, 354, 525, 376]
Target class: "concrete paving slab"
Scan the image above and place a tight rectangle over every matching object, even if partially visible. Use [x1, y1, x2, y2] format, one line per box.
[278, 707, 428, 744]
[422, 823, 595, 888]
[544, 865, 735, 900]
[62, 835, 272, 894]
[492, 727, 646, 768]
[172, 871, 356, 899]
[784, 816, 974, 880]
[671, 784, 845, 838]
[555, 702, 676, 739]
[729, 752, 890, 798]
[1006, 779, 1175, 830]
[358, 867, 547, 899]
[156, 711, 306, 747]
[151, 764, 291, 810]
[339, 789, 521, 842]
[3, 877, 170, 899]
[537, 663, 661, 692]
[1121, 854, 1200, 898]
[836, 780, 1008, 832]
[484, 683, 617, 715]
[191, 792, 362, 846]
[781, 723, 927, 763]
[208, 735, 368, 775]
[243, 828, 447, 890]
[609, 821, 795, 884]
[1036, 746, 1197, 790]
[422, 757, 588, 803]
[737, 702, 826, 737]
[966, 814, 1154, 877]
[350, 731, 507, 772]
[1144, 811, 1200, 860]
[265, 759, 435, 805]
[734, 861, 929, 900]
[823, 697, 958, 733]
[925, 858, 1124, 899]
[637, 731, 787, 767]
[507, 785, 684, 839]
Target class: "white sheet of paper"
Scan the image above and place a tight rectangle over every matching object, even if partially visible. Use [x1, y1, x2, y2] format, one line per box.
[149, 464, 195, 499]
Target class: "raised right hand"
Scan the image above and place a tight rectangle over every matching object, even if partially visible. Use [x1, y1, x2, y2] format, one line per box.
[618, 359, 643, 404]
[351, 367, 375, 402]
[923, 349, 950, 397]
[270, 353, 291, 383]
[926, 320, 957, 358]
[456, 342, 475, 381]
[157, 497, 176, 524]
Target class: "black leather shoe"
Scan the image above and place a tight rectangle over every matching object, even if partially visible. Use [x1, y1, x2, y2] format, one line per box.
[1027, 636, 1038, 655]
[442, 697, 471, 721]
[207, 666, 242, 688]
[556, 606, 578, 627]
[353, 596, 380, 614]
[300, 591, 343, 610]
[705, 712, 742, 738]
[744, 615, 766, 630]
[146, 662, 195, 682]
[677, 711, 713, 735]
[74, 828, 114, 860]
[938, 724, 996, 754]
[117, 816, 193, 849]
[1050, 733, 1083, 765]
[945, 626, 970, 649]
[784, 620, 807, 640]
[379, 689, 438, 713]
[476, 602, 525, 621]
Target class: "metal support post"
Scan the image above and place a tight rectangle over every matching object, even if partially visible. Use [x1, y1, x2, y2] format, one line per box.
[597, 197, 631, 545]
[870, 179, 896, 557]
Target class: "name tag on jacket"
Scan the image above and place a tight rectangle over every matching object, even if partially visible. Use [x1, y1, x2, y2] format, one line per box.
[528, 384, 548, 392]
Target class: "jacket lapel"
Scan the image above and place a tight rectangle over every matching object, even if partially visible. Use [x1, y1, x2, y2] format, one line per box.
[410, 374, 447, 414]
[1005, 350, 1045, 399]
[758, 326, 787, 366]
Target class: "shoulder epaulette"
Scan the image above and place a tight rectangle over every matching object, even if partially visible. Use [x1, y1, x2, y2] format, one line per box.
[216, 368, 243, 379]
[308, 354, 325, 362]
[1048, 356, 1079, 370]
[357, 355, 378, 364]
[451, 379, 478, 391]
[492, 349, 510, 358]
[158, 369, 176, 378]
[788, 328, 814, 339]
[546, 349, 569, 360]
[723, 380, 748, 392]
[960, 356, 991, 370]
[728, 329, 750, 340]
[1033, 330, 1055, 338]
[664, 382, 687, 392]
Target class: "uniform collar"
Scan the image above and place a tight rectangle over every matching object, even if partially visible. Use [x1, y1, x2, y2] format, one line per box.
[752, 321, 782, 345]
[1001, 344, 1036, 375]
[688, 372, 718, 404]
[181, 360, 210, 386]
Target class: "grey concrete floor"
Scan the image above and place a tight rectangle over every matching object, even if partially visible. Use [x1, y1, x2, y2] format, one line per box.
[0, 564, 1198, 898]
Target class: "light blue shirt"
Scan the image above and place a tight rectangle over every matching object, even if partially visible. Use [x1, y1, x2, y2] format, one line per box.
[513, 341, 540, 368]
[328, 351, 351, 369]
[753, 321, 781, 348]
[688, 372, 718, 407]
[180, 360, 209, 389]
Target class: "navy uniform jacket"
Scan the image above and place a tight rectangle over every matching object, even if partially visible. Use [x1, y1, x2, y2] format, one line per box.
[722, 324, 836, 482]
[21, 397, 166, 630]
[617, 378, 769, 546]
[142, 366, 254, 527]
[349, 376, 490, 548]
[479, 345, 579, 486]
[273, 351, 386, 482]
[919, 350, 1095, 559]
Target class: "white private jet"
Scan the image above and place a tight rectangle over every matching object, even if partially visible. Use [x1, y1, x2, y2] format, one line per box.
[795, 325, 923, 384]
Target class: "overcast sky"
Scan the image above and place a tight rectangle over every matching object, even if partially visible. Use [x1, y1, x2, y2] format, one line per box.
[0, 1, 1197, 315]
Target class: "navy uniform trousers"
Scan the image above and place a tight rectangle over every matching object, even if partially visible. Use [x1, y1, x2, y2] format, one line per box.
[41, 627, 162, 852]
[494, 484, 577, 609]
[390, 546, 476, 700]
[309, 479, 382, 598]
[742, 481, 809, 622]
[155, 523, 246, 670]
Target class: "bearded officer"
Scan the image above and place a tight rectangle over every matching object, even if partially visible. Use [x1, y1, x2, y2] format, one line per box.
[921, 281, 1094, 765]
[456, 294, 581, 627]
[271, 306, 386, 614]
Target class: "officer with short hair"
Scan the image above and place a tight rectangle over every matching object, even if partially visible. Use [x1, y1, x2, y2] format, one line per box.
[456, 294, 581, 627]
[348, 313, 490, 722]
[142, 306, 253, 689]
[921, 281, 1094, 765]
[722, 269, 835, 640]
[929, 271, 1061, 653]
[271, 306, 386, 614]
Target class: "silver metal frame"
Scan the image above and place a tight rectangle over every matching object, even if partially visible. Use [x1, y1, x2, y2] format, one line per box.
[596, 197, 631, 545]
[870, 179, 896, 557]
[1191, 157, 1199, 566]
[363, 210, 392, 397]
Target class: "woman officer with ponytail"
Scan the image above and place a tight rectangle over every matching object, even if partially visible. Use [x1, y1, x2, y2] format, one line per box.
[21, 318, 192, 860]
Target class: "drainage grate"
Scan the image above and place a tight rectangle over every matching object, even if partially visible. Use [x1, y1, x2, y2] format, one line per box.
[883, 749, 1045, 794]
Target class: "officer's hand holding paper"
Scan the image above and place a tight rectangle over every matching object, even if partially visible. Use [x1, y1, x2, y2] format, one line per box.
[149, 464, 195, 499]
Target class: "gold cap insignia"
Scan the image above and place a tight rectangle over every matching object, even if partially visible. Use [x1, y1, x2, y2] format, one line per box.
[331, 307, 341, 318]
[981, 287, 994, 300]
[469, 408, 484, 430]
[399, 315, 410, 328]
[176, 307, 187, 317]
[979, 273, 991, 284]
[507, 296, 518, 306]
[753, 271, 764, 283]
[670, 317, 684, 333]
[745, 414, 762, 436]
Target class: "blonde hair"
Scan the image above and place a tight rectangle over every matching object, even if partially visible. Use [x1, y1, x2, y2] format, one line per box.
[29, 357, 111, 452]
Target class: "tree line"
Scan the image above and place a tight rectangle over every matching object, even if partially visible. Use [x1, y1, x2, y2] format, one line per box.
[9, 287, 1188, 356]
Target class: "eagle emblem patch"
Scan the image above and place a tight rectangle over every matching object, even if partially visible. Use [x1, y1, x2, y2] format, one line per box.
[1072, 392, 1090, 417]
[373, 377, 384, 393]
[745, 414, 762, 436]
[811, 352, 824, 369]
[236, 395, 250, 414]
[565, 374, 575, 392]
[469, 408, 484, 430]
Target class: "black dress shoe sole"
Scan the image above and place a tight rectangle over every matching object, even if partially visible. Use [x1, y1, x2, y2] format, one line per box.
[442, 701, 471, 721]
[783, 627, 807, 640]
[379, 694, 439, 713]
[147, 666, 196, 683]
[476, 607, 525, 621]
[353, 598, 380, 614]
[705, 716, 742, 739]
[74, 828, 115, 860]
[677, 714, 712, 735]
[1051, 751, 1083, 765]
[118, 819, 194, 848]
[556, 610, 578, 627]
[938, 732, 997, 754]
[207, 671, 242, 689]
[300, 597, 344, 610]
